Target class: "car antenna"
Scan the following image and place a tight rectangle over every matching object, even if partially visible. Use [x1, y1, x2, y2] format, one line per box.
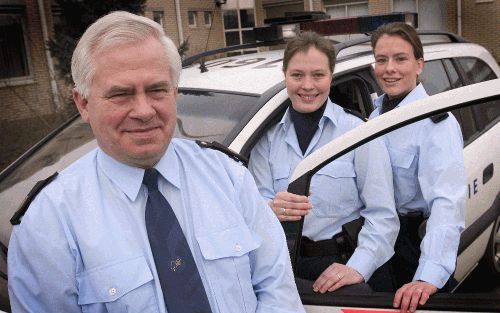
[199, 58, 208, 73]
[197, 3, 218, 73]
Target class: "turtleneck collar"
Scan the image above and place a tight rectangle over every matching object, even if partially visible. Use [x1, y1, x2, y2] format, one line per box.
[289, 99, 327, 155]
[381, 89, 411, 114]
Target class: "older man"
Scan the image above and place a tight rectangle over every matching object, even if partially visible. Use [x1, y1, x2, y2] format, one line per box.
[8, 11, 304, 313]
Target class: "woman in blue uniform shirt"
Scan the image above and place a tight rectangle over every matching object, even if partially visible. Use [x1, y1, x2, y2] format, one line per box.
[369, 22, 466, 313]
[248, 31, 398, 293]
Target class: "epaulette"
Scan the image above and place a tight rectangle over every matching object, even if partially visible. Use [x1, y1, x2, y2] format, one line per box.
[430, 112, 449, 123]
[10, 172, 58, 225]
[195, 140, 249, 166]
[343, 108, 368, 121]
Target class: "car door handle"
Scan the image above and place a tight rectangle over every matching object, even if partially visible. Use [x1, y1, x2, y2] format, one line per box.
[483, 163, 494, 184]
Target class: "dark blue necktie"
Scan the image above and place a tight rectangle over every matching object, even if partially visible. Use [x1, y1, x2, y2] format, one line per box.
[143, 168, 212, 313]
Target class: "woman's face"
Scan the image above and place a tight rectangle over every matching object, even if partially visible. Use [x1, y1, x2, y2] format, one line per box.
[285, 47, 333, 113]
[374, 34, 424, 98]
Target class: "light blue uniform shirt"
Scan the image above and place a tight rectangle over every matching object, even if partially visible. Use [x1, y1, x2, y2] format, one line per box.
[8, 139, 304, 313]
[248, 99, 398, 281]
[370, 84, 466, 288]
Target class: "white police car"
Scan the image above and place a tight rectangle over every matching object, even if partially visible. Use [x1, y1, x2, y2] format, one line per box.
[0, 13, 499, 312]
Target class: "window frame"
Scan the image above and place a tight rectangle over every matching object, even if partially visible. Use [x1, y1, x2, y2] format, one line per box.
[0, 11, 33, 85]
[204, 11, 212, 28]
[188, 11, 197, 28]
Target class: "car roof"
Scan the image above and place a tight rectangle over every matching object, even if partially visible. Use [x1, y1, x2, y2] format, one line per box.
[179, 41, 499, 95]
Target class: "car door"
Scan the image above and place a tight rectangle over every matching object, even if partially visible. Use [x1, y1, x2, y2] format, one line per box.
[282, 79, 500, 312]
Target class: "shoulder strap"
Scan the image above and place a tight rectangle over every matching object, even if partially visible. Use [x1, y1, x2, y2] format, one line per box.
[343, 108, 367, 122]
[430, 112, 449, 123]
[10, 172, 59, 225]
[195, 140, 249, 166]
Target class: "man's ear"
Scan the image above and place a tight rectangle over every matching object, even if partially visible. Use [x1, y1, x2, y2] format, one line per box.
[73, 88, 90, 122]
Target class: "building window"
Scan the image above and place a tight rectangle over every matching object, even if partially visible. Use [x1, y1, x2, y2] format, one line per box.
[153, 11, 164, 26]
[0, 14, 30, 80]
[188, 11, 197, 28]
[223, 8, 256, 53]
[204, 12, 212, 27]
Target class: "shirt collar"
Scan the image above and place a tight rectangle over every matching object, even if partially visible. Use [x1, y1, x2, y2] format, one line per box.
[97, 149, 144, 202]
[279, 97, 338, 130]
[96, 143, 181, 202]
[155, 142, 181, 190]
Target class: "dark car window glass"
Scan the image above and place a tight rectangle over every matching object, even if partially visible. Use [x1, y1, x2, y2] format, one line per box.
[472, 98, 500, 132]
[0, 119, 95, 193]
[452, 107, 476, 144]
[443, 59, 463, 89]
[420, 60, 452, 96]
[175, 89, 259, 143]
[458, 57, 497, 84]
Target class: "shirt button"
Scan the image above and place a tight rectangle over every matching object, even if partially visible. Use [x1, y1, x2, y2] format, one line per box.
[108, 287, 117, 296]
[234, 244, 242, 252]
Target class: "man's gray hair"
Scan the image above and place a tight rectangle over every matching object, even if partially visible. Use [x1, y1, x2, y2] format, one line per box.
[71, 11, 181, 98]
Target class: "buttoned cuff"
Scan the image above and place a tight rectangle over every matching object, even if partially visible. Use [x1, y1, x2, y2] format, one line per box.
[413, 260, 451, 289]
[346, 249, 377, 281]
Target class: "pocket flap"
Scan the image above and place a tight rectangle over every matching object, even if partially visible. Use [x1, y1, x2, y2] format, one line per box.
[389, 148, 416, 169]
[77, 255, 153, 305]
[271, 164, 290, 180]
[197, 226, 261, 260]
[317, 161, 356, 178]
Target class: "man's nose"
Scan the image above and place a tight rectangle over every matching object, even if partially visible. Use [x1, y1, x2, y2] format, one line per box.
[131, 93, 156, 120]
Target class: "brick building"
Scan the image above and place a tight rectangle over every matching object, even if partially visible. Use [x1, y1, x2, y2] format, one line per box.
[0, 0, 498, 123]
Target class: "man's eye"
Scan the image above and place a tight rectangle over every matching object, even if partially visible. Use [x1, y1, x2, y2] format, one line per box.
[291, 73, 303, 78]
[375, 59, 386, 64]
[107, 93, 130, 100]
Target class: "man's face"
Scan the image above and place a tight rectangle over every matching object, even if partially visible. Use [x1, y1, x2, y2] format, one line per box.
[73, 38, 177, 168]
[374, 34, 424, 98]
[285, 47, 333, 113]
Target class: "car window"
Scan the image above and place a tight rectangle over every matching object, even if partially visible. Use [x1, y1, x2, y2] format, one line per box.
[420, 60, 454, 96]
[175, 89, 259, 143]
[472, 98, 500, 132]
[457, 57, 497, 84]
[443, 59, 463, 89]
[453, 107, 476, 144]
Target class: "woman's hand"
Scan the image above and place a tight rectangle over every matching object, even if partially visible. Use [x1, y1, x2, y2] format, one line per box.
[312, 263, 364, 293]
[393, 280, 438, 313]
[269, 191, 312, 221]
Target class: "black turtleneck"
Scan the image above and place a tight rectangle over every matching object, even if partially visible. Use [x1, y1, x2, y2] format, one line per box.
[289, 100, 327, 155]
[381, 90, 411, 114]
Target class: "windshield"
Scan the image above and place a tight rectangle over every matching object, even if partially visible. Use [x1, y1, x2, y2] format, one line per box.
[175, 89, 259, 142]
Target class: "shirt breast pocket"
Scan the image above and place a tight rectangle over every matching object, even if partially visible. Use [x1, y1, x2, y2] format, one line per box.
[313, 161, 358, 218]
[77, 256, 158, 313]
[389, 147, 418, 205]
[196, 225, 262, 313]
[271, 163, 290, 193]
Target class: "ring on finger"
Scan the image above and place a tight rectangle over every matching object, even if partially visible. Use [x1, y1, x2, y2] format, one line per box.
[336, 273, 342, 280]
[283, 208, 287, 215]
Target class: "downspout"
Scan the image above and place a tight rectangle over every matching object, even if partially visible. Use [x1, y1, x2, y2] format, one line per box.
[175, 0, 184, 44]
[37, 0, 61, 110]
[456, 0, 462, 36]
